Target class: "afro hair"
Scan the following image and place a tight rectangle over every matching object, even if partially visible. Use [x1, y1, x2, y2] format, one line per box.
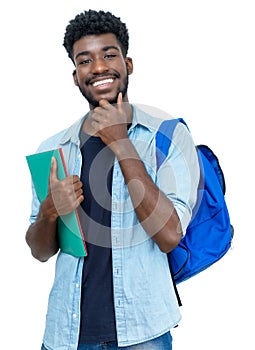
[63, 9, 129, 62]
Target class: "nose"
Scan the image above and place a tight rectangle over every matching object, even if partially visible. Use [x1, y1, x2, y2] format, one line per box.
[91, 58, 109, 74]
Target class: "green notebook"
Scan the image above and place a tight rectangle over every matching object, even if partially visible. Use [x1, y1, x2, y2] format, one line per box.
[26, 148, 87, 257]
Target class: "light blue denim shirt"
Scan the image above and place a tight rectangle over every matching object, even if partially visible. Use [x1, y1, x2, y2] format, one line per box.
[29, 105, 200, 350]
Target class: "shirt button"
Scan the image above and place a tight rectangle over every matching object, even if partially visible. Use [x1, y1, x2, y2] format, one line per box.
[75, 283, 79, 288]
[73, 313, 77, 319]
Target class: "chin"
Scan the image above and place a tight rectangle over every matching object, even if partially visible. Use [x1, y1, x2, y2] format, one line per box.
[84, 87, 127, 108]
[92, 94, 119, 107]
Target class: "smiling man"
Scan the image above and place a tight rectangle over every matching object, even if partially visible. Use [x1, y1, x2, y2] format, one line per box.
[72, 33, 131, 108]
[25, 10, 200, 350]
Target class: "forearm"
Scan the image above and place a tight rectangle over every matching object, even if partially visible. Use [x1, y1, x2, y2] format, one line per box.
[114, 139, 182, 253]
[26, 198, 59, 262]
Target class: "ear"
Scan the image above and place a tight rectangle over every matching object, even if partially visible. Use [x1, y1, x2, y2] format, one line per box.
[72, 69, 78, 86]
[125, 57, 133, 75]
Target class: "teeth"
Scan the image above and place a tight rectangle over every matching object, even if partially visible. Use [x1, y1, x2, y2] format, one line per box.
[92, 78, 114, 87]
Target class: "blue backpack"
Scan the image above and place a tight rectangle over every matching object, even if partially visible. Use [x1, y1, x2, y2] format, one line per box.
[156, 118, 233, 285]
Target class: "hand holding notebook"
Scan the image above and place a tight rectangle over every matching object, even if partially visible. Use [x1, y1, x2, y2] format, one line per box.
[26, 148, 87, 257]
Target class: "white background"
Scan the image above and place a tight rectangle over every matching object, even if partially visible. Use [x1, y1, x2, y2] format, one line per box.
[0, 0, 254, 349]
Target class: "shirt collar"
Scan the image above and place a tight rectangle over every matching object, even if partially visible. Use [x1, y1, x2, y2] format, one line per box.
[129, 104, 160, 133]
[59, 114, 87, 145]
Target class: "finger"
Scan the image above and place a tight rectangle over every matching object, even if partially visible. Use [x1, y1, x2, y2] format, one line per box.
[72, 175, 82, 184]
[117, 92, 122, 105]
[98, 99, 110, 109]
[76, 189, 84, 202]
[91, 110, 101, 123]
[117, 92, 123, 113]
[75, 194, 84, 207]
[49, 156, 58, 182]
[92, 106, 107, 122]
[78, 194, 84, 204]
[73, 179, 83, 191]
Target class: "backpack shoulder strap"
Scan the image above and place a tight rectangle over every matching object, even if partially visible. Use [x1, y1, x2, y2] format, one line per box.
[156, 118, 187, 170]
[155, 118, 188, 306]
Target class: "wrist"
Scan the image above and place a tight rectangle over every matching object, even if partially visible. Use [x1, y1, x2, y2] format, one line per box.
[112, 138, 138, 160]
[40, 197, 59, 223]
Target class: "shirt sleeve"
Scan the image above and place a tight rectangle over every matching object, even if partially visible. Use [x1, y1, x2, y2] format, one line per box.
[27, 142, 50, 225]
[29, 182, 41, 225]
[156, 122, 200, 233]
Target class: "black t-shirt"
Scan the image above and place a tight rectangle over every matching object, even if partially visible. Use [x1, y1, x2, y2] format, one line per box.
[78, 131, 117, 344]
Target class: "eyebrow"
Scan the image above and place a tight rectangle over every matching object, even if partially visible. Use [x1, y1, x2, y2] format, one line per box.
[75, 45, 120, 60]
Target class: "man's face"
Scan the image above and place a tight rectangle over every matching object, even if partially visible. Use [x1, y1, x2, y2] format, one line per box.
[72, 33, 133, 108]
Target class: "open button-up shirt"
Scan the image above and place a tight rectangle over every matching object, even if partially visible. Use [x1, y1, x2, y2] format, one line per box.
[29, 105, 200, 349]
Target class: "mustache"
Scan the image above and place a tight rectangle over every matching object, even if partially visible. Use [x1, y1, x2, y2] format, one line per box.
[85, 72, 120, 85]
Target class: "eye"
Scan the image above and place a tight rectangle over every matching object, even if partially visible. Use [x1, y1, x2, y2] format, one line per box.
[79, 58, 92, 65]
[104, 54, 117, 60]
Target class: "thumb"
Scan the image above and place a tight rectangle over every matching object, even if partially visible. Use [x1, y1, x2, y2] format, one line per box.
[117, 92, 124, 115]
[49, 156, 58, 182]
[117, 92, 123, 106]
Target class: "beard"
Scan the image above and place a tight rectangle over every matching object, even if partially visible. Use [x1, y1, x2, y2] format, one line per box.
[78, 75, 129, 108]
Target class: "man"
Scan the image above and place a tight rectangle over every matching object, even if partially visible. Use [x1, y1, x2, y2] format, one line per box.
[26, 9, 200, 350]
